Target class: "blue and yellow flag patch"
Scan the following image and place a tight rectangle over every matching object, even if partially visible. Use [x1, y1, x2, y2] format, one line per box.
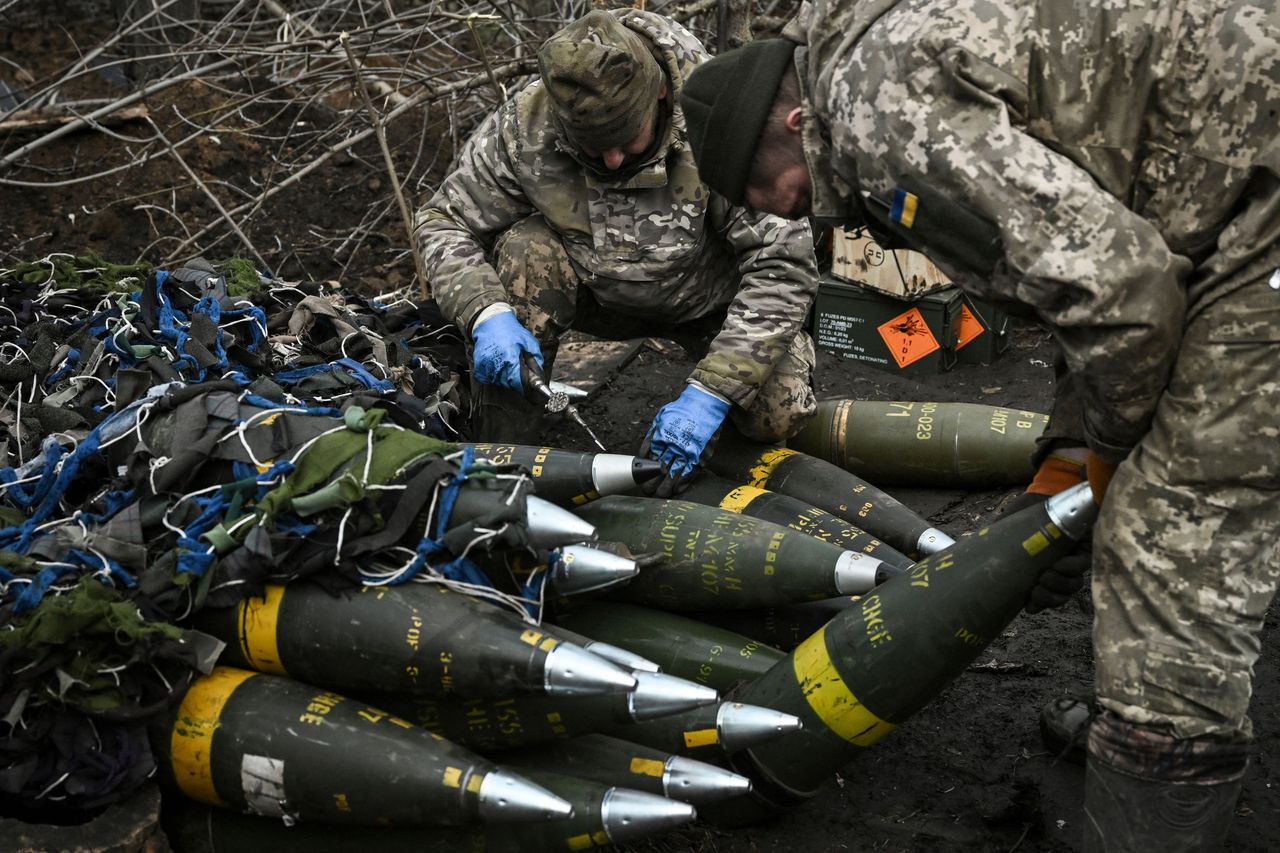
[888, 188, 918, 228]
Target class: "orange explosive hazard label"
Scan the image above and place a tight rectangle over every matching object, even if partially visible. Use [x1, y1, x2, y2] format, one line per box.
[877, 307, 940, 368]
[956, 303, 986, 350]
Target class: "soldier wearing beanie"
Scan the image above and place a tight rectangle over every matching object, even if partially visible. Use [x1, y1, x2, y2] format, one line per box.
[414, 10, 819, 493]
[681, 1, 1280, 849]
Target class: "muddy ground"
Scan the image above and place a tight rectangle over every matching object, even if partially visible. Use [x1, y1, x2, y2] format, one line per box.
[3, 7, 1279, 852]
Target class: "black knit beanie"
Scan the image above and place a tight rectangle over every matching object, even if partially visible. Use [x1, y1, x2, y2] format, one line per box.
[680, 39, 797, 205]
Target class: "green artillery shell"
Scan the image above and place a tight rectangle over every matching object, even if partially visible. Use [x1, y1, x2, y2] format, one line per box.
[372, 671, 718, 751]
[789, 399, 1049, 488]
[502, 734, 752, 804]
[695, 598, 860, 652]
[195, 583, 635, 699]
[155, 666, 571, 826]
[575, 496, 887, 609]
[169, 769, 693, 853]
[615, 701, 803, 759]
[707, 432, 953, 557]
[555, 602, 787, 691]
[731, 484, 1097, 803]
[469, 444, 663, 505]
[679, 474, 915, 571]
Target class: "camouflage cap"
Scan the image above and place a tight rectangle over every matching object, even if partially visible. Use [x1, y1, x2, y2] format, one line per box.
[538, 11, 664, 151]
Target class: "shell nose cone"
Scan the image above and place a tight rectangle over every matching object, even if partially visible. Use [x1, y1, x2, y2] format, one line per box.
[628, 672, 719, 721]
[590, 454, 664, 495]
[1044, 481, 1099, 539]
[543, 642, 638, 696]
[833, 551, 886, 594]
[477, 769, 575, 822]
[550, 545, 639, 596]
[583, 640, 662, 673]
[716, 702, 804, 752]
[601, 788, 697, 842]
[630, 456, 666, 484]
[663, 756, 753, 803]
[915, 526, 955, 555]
[525, 496, 597, 549]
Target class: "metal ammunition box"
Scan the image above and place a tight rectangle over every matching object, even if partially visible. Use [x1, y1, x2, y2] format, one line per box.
[813, 276, 962, 375]
[954, 292, 1011, 365]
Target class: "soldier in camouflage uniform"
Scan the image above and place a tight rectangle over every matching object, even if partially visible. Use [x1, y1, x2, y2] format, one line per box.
[413, 10, 818, 485]
[679, 1, 1280, 849]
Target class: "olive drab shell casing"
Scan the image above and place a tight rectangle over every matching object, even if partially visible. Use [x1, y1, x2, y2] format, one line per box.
[694, 598, 861, 652]
[679, 473, 915, 571]
[789, 399, 1049, 488]
[554, 602, 787, 691]
[728, 484, 1098, 806]
[574, 496, 884, 609]
[468, 444, 663, 506]
[501, 734, 752, 804]
[155, 666, 570, 826]
[168, 768, 691, 853]
[706, 431, 953, 558]
[370, 671, 718, 752]
[195, 583, 633, 699]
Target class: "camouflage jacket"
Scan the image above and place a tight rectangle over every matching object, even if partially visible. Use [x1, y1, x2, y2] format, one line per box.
[785, 0, 1280, 461]
[415, 10, 818, 408]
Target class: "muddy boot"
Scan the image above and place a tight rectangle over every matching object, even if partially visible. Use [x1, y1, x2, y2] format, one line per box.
[471, 381, 544, 443]
[1039, 696, 1096, 765]
[1083, 711, 1248, 853]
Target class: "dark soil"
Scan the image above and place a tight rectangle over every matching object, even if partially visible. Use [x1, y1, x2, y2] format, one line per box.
[3, 9, 1278, 853]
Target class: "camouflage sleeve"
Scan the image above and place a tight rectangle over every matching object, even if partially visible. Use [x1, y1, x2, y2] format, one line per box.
[413, 100, 534, 332]
[834, 54, 1190, 463]
[689, 203, 818, 408]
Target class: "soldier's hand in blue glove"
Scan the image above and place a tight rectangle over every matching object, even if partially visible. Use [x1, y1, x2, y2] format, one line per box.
[640, 384, 731, 498]
[471, 311, 543, 393]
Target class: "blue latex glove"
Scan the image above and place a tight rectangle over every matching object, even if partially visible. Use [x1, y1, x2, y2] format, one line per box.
[472, 311, 543, 393]
[642, 384, 732, 480]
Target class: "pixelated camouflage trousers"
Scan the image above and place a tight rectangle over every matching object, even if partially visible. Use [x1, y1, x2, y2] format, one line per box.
[1093, 256, 1280, 740]
[487, 215, 815, 444]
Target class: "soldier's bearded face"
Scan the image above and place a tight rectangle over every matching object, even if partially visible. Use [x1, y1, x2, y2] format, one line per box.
[744, 163, 812, 219]
[743, 105, 811, 218]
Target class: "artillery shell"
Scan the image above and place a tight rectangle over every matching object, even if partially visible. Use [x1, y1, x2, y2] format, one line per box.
[155, 666, 571, 826]
[789, 399, 1048, 488]
[707, 431, 953, 557]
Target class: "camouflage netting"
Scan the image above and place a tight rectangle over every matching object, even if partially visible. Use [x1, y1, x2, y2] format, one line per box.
[0, 255, 550, 816]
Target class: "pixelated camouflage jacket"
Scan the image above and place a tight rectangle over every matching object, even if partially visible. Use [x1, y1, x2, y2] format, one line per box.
[415, 10, 818, 409]
[784, 0, 1280, 462]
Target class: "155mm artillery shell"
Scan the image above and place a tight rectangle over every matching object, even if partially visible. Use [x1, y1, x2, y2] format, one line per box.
[707, 433, 952, 557]
[155, 666, 571, 826]
[196, 583, 635, 698]
[169, 770, 693, 853]
[555, 602, 786, 691]
[679, 474, 914, 571]
[469, 444, 663, 505]
[729, 484, 1097, 806]
[576, 496, 890, 609]
[788, 399, 1048, 488]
